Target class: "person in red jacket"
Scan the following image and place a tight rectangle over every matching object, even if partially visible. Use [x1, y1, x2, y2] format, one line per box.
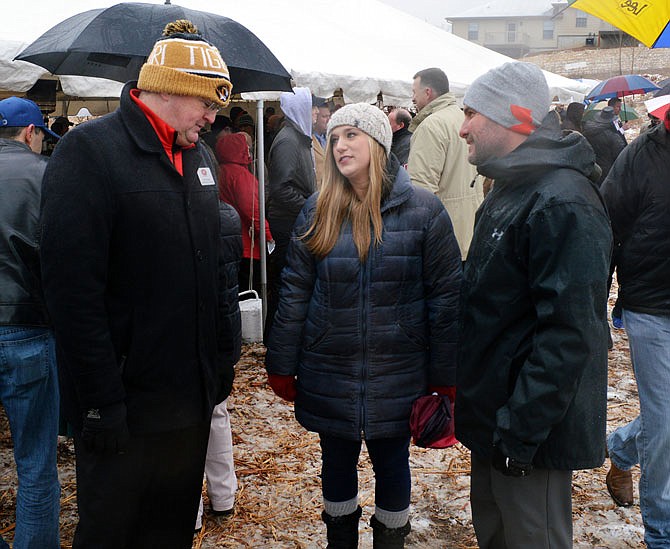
[216, 132, 273, 295]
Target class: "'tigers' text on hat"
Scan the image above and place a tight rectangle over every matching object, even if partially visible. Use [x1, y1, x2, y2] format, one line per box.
[0, 97, 60, 140]
[138, 20, 233, 108]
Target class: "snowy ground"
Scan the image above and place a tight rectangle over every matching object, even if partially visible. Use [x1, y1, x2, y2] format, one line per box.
[0, 288, 646, 547]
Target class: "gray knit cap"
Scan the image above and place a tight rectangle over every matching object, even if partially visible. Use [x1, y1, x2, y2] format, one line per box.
[463, 62, 550, 135]
[327, 103, 392, 155]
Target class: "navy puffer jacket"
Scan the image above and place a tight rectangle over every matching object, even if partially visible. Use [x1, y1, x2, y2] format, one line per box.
[265, 158, 462, 440]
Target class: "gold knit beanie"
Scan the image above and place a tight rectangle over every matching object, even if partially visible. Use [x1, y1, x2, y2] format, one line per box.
[138, 20, 233, 107]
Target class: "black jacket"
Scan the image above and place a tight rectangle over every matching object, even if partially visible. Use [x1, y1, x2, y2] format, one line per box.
[456, 115, 612, 470]
[601, 122, 670, 315]
[40, 82, 241, 433]
[391, 127, 411, 166]
[582, 117, 626, 185]
[266, 120, 316, 225]
[0, 138, 50, 326]
[266, 157, 462, 440]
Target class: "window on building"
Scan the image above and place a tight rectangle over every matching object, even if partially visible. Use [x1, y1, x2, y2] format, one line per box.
[468, 23, 479, 41]
[543, 20, 554, 40]
[576, 16, 587, 28]
[507, 22, 516, 43]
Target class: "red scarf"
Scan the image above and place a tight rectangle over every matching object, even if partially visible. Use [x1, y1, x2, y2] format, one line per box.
[130, 89, 195, 175]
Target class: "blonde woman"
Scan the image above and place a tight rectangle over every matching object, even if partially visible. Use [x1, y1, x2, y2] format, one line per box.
[265, 103, 461, 548]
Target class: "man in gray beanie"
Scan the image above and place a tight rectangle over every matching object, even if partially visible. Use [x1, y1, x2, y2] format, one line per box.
[455, 61, 613, 548]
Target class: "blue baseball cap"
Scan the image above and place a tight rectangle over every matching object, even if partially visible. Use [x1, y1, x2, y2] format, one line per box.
[0, 97, 60, 140]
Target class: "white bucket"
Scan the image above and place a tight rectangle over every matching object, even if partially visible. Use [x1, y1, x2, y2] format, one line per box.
[238, 290, 263, 343]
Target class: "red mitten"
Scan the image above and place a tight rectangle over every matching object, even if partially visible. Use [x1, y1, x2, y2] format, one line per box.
[428, 385, 456, 402]
[267, 374, 297, 402]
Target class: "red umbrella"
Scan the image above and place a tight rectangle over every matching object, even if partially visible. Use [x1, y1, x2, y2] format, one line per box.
[586, 74, 660, 101]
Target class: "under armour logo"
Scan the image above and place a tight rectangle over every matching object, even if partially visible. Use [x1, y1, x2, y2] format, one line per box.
[492, 228, 504, 240]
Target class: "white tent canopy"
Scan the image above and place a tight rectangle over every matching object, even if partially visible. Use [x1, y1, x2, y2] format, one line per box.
[217, 0, 589, 105]
[0, 40, 123, 98]
[2, 0, 589, 105]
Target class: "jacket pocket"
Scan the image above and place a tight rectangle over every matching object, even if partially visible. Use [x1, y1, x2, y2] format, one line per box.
[304, 323, 332, 352]
[396, 320, 428, 349]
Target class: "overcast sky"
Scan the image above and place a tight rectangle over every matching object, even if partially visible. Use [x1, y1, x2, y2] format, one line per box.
[7, 0, 556, 43]
[6, 0, 487, 43]
[380, 0, 488, 29]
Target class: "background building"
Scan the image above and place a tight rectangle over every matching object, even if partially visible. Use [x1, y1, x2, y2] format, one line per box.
[447, 0, 631, 58]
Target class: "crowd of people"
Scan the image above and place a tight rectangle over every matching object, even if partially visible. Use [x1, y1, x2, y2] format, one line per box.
[1, 16, 669, 549]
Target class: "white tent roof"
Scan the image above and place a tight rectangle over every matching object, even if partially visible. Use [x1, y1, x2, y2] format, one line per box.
[1, 0, 590, 104]
[0, 40, 123, 98]
[0, 40, 48, 93]
[223, 0, 588, 105]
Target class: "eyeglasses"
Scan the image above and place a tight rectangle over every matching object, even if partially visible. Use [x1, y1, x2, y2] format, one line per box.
[200, 99, 221, 113]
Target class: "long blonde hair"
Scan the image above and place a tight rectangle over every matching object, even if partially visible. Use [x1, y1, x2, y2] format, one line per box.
[302, 134, 388, 262]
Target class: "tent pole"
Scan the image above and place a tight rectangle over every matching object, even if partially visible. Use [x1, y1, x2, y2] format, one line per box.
[256, 100, 268, 327]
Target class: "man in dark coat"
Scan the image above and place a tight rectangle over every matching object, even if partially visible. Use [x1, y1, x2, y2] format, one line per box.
[40, 22, 241, 549]
[265, 87, 316, 340]
[456, 62, 612, 548]
[601, 104, 670, 548]
[388, 107, 412, 165]
[582, 106, 626, 185]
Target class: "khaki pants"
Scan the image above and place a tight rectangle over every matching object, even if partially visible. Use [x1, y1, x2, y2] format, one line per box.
[195, 399, 237, 529]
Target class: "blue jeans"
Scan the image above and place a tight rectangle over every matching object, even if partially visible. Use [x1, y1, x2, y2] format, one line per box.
[607, 310, 670, 548]
[319, 435, 411, 512]
[0, 326, 60, 549]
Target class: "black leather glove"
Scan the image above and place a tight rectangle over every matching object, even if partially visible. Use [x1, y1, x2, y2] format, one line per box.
[492, 444, 533, 477]
[81, 401, 130, 455]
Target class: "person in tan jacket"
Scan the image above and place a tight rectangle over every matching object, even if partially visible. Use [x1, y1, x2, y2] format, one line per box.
[408, 67, 483, 260]
[312, 99, 331, 189]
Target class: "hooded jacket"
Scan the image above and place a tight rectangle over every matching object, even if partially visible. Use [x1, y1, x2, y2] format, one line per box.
[267, 88, 316, 225]
[40, 82, 241, 433]
[408, 92, 482, 260]
[456, 115, 612, 470]
[265, 157, 462, 441]
[601, 122, 670, 315]
[216, 132, 273, 260]
[0, 138, 50, 326]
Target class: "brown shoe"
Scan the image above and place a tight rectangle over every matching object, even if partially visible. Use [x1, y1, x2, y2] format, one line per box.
[606, 463, 634, 506]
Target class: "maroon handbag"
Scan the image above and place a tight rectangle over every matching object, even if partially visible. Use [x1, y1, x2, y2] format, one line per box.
[410, 393, 457, 449]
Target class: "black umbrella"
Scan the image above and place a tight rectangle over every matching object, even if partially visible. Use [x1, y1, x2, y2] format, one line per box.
[15, 1, 292, 94]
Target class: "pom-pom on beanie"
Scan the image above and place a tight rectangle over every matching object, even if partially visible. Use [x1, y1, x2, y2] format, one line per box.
[326, 103, 392, 155]
[463, 62, 550, 135]
[138, 20, 233, 107]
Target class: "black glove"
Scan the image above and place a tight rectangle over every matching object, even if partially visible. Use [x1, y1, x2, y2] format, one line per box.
[492, 444, 533, 477]
[81, 401, 130, 455]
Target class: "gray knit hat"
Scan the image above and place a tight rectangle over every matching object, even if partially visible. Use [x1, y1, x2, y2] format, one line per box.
[327, 103, 392, 155]
[463, 62, 550, 135]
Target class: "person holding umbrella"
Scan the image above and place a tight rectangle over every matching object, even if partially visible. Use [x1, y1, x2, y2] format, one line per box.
[265, 103, 462, 548]
[40, 20, 241, 549]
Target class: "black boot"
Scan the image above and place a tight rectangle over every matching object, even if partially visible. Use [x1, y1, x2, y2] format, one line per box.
[321, 506, 362, 549]
[370, 514, 411, 549]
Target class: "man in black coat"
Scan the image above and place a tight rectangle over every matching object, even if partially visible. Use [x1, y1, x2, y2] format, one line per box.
[601, 105, 670, 547]
[388, 107, 412, 166]
[40, 22, 241, 549]
[456, 62, 612, 548]
[265, 87, 317, 340]
[582, 106, 627, 185]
